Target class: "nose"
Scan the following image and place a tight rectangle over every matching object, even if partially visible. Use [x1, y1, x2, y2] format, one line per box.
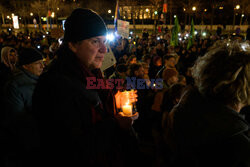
[99, 42, 107, 54]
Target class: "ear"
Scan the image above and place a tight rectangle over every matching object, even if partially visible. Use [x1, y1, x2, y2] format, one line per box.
[22, 64, 29, 71]
[68, 42, 78, 53]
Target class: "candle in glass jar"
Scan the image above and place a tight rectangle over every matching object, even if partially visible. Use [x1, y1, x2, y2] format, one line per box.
[122, 103, 132, 116]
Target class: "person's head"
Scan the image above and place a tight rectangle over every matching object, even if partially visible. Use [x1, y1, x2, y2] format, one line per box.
[116, 64, 128, 78]
[127, 55, 137, 64]
[19, 48, 45, 76]
[192, 41, 250, 109]
[153, 56, 162, 67]
[141, 62, 149, 75]
[129, 63, 144, 78]
[142, 55, 151, 65]
[1, 46, 18, 71]
[163, 55, 176, 68]
[178, 75, 187, 86]
[163, 69, 178, 86]
[64, 8, 107, 70]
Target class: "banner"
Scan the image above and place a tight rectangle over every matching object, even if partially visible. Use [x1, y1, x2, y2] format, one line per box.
[100, 44, 116, 72]
[117, 19, 130, 39]
[13, 16, 19, 29]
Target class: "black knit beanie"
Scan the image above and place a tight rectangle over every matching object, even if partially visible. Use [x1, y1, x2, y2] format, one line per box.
[19, 48, 43, 65]
[63, 8, 107, 42]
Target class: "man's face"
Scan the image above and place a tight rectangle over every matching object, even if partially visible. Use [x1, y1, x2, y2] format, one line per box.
[23, 60, 45, 76]
[9, 51, 17, 64]
[70, 36, 107, 70]
[165, 57, 176, 68]
[131, 58, 137, 64]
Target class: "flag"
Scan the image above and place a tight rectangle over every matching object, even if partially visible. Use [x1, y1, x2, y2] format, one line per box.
[114, 0, 120, 32]
[163, 0, 167, 13]
[187, 18, 195, 50]
[170, 16, 180, 46]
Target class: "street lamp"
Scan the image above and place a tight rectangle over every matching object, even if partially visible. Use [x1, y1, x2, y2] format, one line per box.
[192, 6, 196, 11]
[30, 13, 33, 16]
[108, 10, 111, 14]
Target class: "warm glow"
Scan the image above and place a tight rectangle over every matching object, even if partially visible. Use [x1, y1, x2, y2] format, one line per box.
[108, 9, 111, 14]
[7, 15, 10, 19]
[57, 7, 60, 11]
[242, 14, 245, 17]
[192, 6, 196, 11]
[145, 8, 149, 12]
[204, 9, 207, 12]
[122, 102, 132, 116]
[235, 5, 240, 10]
[219, 6, 223, 10]
[51, 12, 55, 18]
[30, 13, 33, 16]
[183, 8, 186, 11]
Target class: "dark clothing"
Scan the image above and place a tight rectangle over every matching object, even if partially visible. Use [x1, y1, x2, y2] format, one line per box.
[1, 68, 39, 167]
[164, 87, 250, 167]
[0, 63, 13, 118]
[4, 68, 38, 113]
[149, 65, 162, 79]
[32, 46, 138, 167]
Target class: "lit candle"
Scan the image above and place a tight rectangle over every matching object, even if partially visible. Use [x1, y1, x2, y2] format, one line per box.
[122, 102, 132, 116]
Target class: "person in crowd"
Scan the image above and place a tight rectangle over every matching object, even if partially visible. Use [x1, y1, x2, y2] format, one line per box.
[142, 54, 151, 65]
[149, 56, 162, 79]
[163, 41, 250, 167]
[128, 63, 144, 79]
[126, 54, 137, 65]
[156, 55, 177, 78]
[4, 47, 44, 113]
[109, 63, 128, 80]
[0, 47, 18, 94]
[162, 68, 179, 89]
[178, 75, 187, 86]
[2, 47, 44, 167]
[141, 62, 150, 85]
[32, 8, 139, 167]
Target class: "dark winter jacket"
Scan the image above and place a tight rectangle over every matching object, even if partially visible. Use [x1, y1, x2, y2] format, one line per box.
[4, 68, 38, 113]
[164, 87, 250, 167]
[32, 45, 138, 167]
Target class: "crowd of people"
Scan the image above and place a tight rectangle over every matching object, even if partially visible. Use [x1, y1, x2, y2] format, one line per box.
[0, 8, 250, 167]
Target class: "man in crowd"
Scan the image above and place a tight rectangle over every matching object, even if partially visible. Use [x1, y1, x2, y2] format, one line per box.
[4, 47, 44, 113]
[2, 47, 44, 167]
